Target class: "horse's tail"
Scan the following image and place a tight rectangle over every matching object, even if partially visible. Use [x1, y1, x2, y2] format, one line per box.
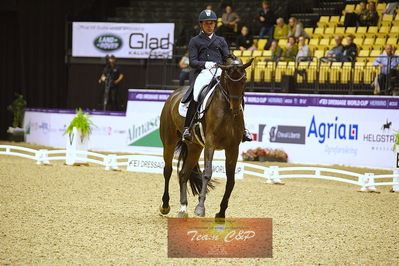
[175, 140, 215, 196]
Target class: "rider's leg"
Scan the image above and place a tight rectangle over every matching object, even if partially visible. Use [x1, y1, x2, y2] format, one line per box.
[241, 95, 253, 142]
[182, 69, 218, 142]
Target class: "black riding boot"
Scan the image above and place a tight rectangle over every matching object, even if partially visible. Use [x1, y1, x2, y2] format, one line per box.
[241, 97, 253, 142]
[182, 100, 199, 142]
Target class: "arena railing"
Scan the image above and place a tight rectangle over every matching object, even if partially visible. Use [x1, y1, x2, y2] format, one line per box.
[144, 55, 398, 95]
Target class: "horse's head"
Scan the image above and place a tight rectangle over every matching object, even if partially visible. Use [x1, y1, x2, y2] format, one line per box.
[218, 57, 254, 116]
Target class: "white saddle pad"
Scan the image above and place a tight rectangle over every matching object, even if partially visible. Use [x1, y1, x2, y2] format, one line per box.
[178, 84, 217, 119]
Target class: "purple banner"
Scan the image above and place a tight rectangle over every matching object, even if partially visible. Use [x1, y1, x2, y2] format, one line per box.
[128, 90, 399, 110]
[25, 108, 126, 116]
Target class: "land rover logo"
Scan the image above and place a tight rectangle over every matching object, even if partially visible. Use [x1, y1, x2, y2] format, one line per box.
[94, 34, 122, 51]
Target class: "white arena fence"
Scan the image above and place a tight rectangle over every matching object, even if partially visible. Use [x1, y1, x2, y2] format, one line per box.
[1, 145, 398, 193]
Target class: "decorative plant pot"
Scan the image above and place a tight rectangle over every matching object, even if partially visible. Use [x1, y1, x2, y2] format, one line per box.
[66, 127, 89, 166]
[7, 133, 24, 142]
[258, 155, 267, 162]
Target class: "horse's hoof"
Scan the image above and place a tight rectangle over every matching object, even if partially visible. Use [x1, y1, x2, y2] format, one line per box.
[194, 205, 205, 217]
[215, 213, 225, 223]
[177, 211, 188, 218]
[159, 205, 170, 215]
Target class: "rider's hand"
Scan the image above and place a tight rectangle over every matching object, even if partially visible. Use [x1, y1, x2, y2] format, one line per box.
[205, 62, 216, 69]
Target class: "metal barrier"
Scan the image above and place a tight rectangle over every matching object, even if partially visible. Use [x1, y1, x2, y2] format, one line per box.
[1, 145, 398, 193]
[145, 54, 398, 95]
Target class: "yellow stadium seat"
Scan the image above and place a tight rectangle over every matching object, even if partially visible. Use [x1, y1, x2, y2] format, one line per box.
[387, 37, 398, 46]
[257, 39, 268, 50]
[278, 39, 287, 48]
[296, 62, 308, 83]
[395, 49, 399, 56]
[341, 62, 352, 83]
[370, 50, 381, 57]
[377, 26, 390, 37]
[313, 27, 325, 37]
[330, 62, 342, 83]
[366, 26, 379, 37]
[358, 50, 370, 62]
[319, 62, 330, 83]
[254, 62, 265, 82]
[263, 50, 272, 57]
[335, 27, 345, 35]
[375, 37, 387, 46]
[324, 27, 335, 37]
[286, 62, 296, 76]
[319, 38, 330, 48]
[362, 37, 375, 50]
[304, 27, 314, 37]
[364, 62, 379, 84]
[381, 14, 394, 26]
[356, 27, 367, 36]
[330, 16, 340, 25]
[263, 61, 275, 83]
[344, 4, 355, 13]
[354, 38, 363, 46]
[317, 16, 330, 27]
[252, 50, 262, 57]
[354, 62, 366, 83]
[233, 50, 242, 57]
[391, 26, 399, 36]
[314, 50, 325, 61]
[307, 62, 318, 83]
[393, 14, 399, 26]
[377, 3, 387, 11]
[275, 62, 287, 82]
[346, 27, 356, 34]
[309, 38, 319, 46]
[242, 50, 252, 57]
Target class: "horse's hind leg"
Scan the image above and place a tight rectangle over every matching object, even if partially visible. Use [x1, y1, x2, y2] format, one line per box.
[160, 144, 174, 215]
[178, 143, 202, 218]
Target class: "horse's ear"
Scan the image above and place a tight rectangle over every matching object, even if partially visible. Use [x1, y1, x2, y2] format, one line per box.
[242, 58, 254, 69]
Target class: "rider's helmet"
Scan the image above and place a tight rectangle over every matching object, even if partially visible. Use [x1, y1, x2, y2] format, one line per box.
[198, 10, 217, 22]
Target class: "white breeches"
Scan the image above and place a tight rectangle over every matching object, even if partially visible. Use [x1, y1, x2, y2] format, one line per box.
[193, 68, 222, 102]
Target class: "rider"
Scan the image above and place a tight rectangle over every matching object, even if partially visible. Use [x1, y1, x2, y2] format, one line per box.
[182, 9, 253, 142]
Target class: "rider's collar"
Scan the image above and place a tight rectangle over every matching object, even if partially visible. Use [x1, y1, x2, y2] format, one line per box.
[201, 31, 214, 39]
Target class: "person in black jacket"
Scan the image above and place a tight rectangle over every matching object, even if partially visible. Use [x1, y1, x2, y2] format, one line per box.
[258, 1, 275, 38]
[342, 35, 358, 62]
[182, 9, 252, 142]
[236, 26, 256, 51]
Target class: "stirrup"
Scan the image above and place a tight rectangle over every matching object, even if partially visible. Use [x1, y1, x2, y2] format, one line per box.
[182, 127, 192, 142]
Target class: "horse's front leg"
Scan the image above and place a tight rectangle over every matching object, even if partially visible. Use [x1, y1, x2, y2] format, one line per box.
[194, 145, 215, 217]
[215, 147, 239, 219]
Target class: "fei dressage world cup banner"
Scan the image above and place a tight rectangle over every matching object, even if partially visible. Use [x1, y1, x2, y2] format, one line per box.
[72, 22, 174, 59]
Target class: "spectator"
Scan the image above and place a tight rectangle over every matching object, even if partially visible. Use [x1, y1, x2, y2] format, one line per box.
[344, 1, 368, 27]
[342, 35, 358, 62]
[281, 36, 298, 62]
[372, 44, 399, 94]
[267, 40, 283, 62]
[178, 52, 191, 86]
[322, 35, 344, 62]
[236, 26, 256, 51]
[219, 5, 240, 44]
[359, 1, 379, 26]
[382, 2, 399, 15]
[296, 36, 311, 62]
[258, 1, 275, 38]
[287, 17, 309, 38]
[273, 17, 289, 41]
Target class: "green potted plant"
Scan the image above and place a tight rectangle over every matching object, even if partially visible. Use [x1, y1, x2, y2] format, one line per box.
[6, 94, 27, 142]
[64, 108, 95, 165]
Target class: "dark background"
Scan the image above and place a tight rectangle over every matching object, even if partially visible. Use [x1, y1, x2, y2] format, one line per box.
[0, 0, 318, 140]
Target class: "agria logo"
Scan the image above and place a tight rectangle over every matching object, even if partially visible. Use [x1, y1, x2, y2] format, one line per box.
[94, 34, 122, 51]
[307, 115, 358, 144]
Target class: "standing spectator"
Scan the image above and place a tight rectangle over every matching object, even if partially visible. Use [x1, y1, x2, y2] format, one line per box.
[178, 52, 191, 86]
[322, 35, 344, 62]
[267, 40, 283, 62]
[344, 1, 367, 27]
[98, 55, 124, 111]
[287, 17, 309, 38]
[273, 17, 289, 41]
[296, 36, 311, 62]
[219, 5, 240, 44]
[372, 44, 399, 94]
[281, 36, 298, 62]
[359, 1, 379, 26]
[382, 2, 399, 15]
[236, 26, 256, 51]
[342, 35, 358, 62]
[258, 1, 275, 38]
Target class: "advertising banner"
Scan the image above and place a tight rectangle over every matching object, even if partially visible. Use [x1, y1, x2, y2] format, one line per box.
[23, 90, 399, 169]
[72, 22, 174, 59]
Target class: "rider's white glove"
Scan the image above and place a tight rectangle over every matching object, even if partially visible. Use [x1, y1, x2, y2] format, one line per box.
[205, 62, 216, 69]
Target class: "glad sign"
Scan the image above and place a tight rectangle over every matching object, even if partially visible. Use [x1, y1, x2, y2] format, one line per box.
[72, 22, 174, 59]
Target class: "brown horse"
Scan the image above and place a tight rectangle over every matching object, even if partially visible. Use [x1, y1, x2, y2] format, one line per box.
[159, 57, 254, 218]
